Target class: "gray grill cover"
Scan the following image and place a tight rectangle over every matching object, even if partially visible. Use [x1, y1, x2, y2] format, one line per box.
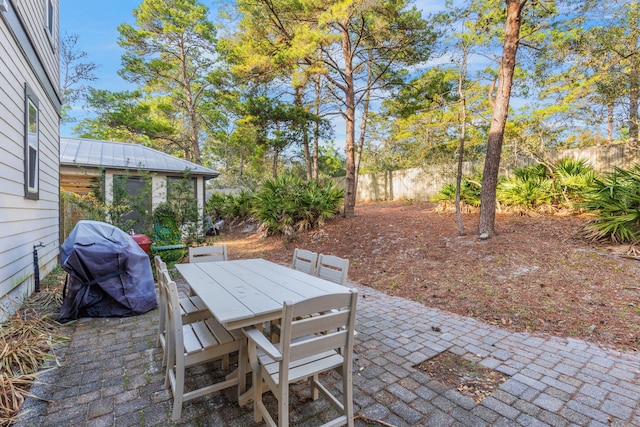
[59, 220, 157, 323]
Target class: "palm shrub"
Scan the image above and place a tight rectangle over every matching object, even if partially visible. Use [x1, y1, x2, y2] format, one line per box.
[498, 163, 555, 210]
[222, 189, 255, 220]
[581, 165, 640, 243]
[206, 192, 227, 219]
[552, 158, 595, 209]
[498, 173, 554, 209]
[252, 175, 343, 238]
[207, 190, 255, 223]
[432, 174, 483, 208]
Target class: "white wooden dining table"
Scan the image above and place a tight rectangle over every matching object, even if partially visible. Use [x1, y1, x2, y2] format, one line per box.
[174, 258, 353, 405]
[175, 258, 352, 330]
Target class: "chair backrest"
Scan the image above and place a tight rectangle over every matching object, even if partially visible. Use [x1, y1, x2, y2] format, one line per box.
[163, 270, 184, 354]
[156, 267, 170, 349]
[315, 254, 349, 285]
[278, 290, 357, 367]
[188, 245, 228, 263]
[154, 255, 167, 275]
[291, 248, 318, 275]
[155, 256, 168, 306]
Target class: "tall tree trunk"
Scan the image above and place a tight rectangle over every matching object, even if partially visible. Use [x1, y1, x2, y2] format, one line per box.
[344, 100, 356, 218]
[342, 24, 357, 218]
[355, 52, 373, 192]
[630, 63, 639, 146]
[179, 39, 201, 164]
[295, 88, 312, 180]
[272, 151, 279, 178]
[313, 76, 321, 181]
[630, 7, 640, 146]
[607, 103, 614, 144]
[478, 0, 527, 238]
[456, 43, 469, 237]
[355, 88, 370, 192]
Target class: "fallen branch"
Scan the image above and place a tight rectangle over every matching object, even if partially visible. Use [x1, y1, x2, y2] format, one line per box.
[355, 414, 398, 427]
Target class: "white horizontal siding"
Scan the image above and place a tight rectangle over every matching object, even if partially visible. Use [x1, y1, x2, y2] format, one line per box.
[0, 1, 60, 315]
[13, 0, 59, 90]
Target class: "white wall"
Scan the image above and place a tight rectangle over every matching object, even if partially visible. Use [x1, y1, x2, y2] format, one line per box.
[0, 0, 61, 321]
[354, 144, 639, 203]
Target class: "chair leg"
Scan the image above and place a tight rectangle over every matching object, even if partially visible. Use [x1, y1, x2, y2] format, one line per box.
[165, 333, 174, 388]
[343, 367, 354, 427]
[278, 385, 289, 427]
[252, 371, 263, 423]
[310, 374, 319, 400]
[221, 354, 229, 370]
[237, 339, 248, 401]
[171, 361, 185, 421]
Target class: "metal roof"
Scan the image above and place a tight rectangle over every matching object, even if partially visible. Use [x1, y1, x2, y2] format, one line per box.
[60, 137, 220, 179]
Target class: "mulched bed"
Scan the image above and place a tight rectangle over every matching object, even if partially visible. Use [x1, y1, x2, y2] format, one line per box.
[415, 351, 509, 403]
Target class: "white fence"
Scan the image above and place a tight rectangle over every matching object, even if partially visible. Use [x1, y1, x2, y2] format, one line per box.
[352, 144, 640, 202]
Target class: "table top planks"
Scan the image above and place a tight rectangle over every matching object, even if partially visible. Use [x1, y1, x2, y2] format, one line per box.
[175, 259, 350, 330]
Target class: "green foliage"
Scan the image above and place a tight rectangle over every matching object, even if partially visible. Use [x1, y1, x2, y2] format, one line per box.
[166, 174, 201, 242]
[512, 163, 548, 181]
[317, 143, 346, 178]
[433, 158, 596, 212]
[251, 175, 344, 239]
[206, 192, 228, 219]
[115, 0, 222, 163]
[151, 202, 186, 262]
[112, 171, 154, 234]
[60, 191, 108, 240]
[581, 165, 640, 243]
[432, 175, 482, 207]
[498, 175, 554, 209]
[74, 89, 176, 147]
[152, 203, 181, 244]
[552, 158, 595, 208]
[207, 189, 255, 221]
[497, 164, 552, 209]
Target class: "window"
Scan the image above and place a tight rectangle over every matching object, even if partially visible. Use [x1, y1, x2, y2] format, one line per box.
[24, 84, 39, 199]
[45, 0, 55, 46]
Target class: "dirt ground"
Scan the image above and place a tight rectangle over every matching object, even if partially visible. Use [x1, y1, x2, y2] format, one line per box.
[216, 200, 640, 353]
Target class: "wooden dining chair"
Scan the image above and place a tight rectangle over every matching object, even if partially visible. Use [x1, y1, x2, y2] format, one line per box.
[269, 249, 319, 340]
[154, 256, 210, 368]
[316, 254, 349, 286]
[291, 248, 318, 275]
[188, 245, 228, 263]
[244, 289, 358, 427]
[163, 270, 246, 421]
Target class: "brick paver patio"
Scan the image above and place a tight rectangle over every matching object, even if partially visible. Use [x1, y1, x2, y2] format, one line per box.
[16, 283, 640, 426]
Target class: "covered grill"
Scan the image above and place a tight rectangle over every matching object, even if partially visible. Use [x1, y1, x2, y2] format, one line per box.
[59, 220, 157, 323]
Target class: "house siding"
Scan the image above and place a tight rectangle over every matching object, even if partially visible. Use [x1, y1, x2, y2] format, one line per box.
[0, 0, 60, 321]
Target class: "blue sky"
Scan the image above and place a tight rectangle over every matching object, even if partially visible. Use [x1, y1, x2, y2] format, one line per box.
[60, 0, 141, 135]
[60, 0, 450, 137]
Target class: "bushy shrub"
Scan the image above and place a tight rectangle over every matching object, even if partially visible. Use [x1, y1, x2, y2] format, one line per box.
[166, 176, 200, 241]
[151, 202, 185, 262]
[207, 190, 255, 223]
[498, 175, 554, 209]
[433, 158, 596, 213]
[552, 158, 595, 208]
[432, 174, 482, 207]
[252, 175, 344, 238]
[581, 165, 640, 243]
[206, 192, 228, 219]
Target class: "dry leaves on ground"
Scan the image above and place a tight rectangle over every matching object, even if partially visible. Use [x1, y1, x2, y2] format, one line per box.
[218, 200, 640, 353]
